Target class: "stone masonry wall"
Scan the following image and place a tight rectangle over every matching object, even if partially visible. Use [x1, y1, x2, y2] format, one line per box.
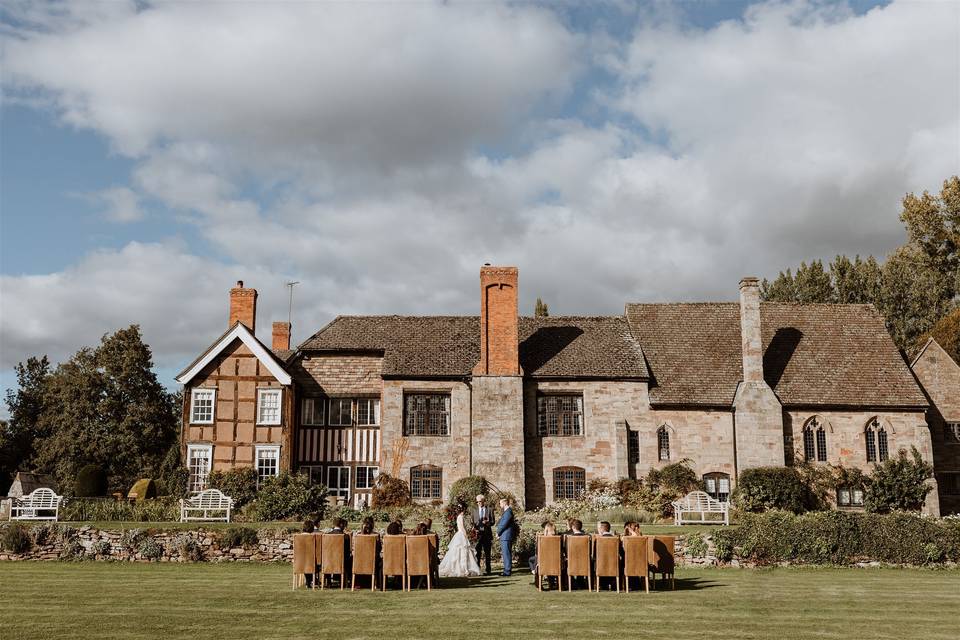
[472, 376, 525, 500]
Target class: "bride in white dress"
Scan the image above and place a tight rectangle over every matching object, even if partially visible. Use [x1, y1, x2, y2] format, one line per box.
[438, 503, 481, 578]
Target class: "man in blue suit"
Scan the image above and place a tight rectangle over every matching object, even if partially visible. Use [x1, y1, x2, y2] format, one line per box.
[496, 497, 517, 576]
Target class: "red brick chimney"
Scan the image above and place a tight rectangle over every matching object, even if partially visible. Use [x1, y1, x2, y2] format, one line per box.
[473, 265, 520, 376]
[229, 280, 257, 332]
[272, 321, 291, 351]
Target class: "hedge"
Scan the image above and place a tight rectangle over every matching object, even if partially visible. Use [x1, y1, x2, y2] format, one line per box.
[714, 511, 960, 565]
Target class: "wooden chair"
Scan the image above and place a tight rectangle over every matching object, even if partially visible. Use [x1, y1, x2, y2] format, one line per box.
[535, 535, 562, 591]
[622, 536, 650, 593]
[382, 535, 406, 591]
[321, 533, 349, 591]
[292, 533, 318, 590]
[565, 535, 591, 591]
[405, 535, 431, 591]
[593, 535, 621, 593]
[648, 536, 676, 590]
[352, 534, 379, 592]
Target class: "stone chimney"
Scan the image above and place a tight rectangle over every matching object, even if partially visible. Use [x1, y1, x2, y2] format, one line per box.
[739, 277, 763, 382]
[473, 265, 520, 376]
[272, 321, 291, 351]
[229, 281, 257, 332]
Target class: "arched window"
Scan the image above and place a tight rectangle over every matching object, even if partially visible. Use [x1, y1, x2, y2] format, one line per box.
[553, 466, 585, 501]
[865, 417, 889, 463]
[657, 426, 671, 461]
[410, 464, 442, 500]
[803, 417, 827, 462]
[703, 472, 731, 502]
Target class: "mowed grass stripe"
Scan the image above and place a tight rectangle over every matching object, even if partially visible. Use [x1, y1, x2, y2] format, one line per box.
[1, 563, 957, 640]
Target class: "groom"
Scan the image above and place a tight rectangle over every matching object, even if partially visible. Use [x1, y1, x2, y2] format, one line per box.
[496, 497, 517, 577]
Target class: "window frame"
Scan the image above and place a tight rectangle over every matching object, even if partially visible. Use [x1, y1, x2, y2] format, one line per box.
[189, 388, 216, 425]
[657, 426, 671, 462]
[410, 464, 443, 500]
[552, 466, 586, 502]
[301, 397, 325, 426]
[186, 443, 213, 494]
[403, 393, 451, 437]
[837, 486, 865, 507]
[703, 472, 731, 503]
[254, 444, 280, 487]
[327, 465, 351, 502]
[355, 466, 379, 490]
[865, 417, 889, 463]
[328, 398, 353, 427]
[627, 430, 640, 465]
[356, 398, 381, 427]
[256, 388, 282, 426]
[803, 417, 828, 463]
[536, 393, 584, 437]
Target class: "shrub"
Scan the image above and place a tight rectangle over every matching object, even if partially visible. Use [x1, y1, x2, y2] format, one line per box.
[220, 527, 259, 549]
[207, 467, 258, 508]
[447, 475, 490, 505]
[169, 534, 203, 562]
[74, 464, 108, 497]
[90, 540, 113, 558]
[250, 472, 327, 521]
[646, 460, 700, 496]
[581, 482, 621, 512]
[120, 528, 144, 551]
[60, 496, 180, 522]
[1, 524, 33, 554]
[32, 523, 57, 546]
[60, 540, 86, 561]
[156, 444, 189, 498]
[333, 506, 362, 523]
[732, 467, 817, 514]
[138, 538, 163, 560]
[127, 478, 158, 501]
[864, 447, 934, 513]
[686, 532, 708, 558]
[371, 473, 412, 508]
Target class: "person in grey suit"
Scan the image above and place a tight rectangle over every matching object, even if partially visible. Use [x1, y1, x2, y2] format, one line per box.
[470, 494, 495, 575]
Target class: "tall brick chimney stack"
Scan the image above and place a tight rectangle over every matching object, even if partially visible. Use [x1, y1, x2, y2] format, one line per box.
[738, 277, 763, 382]
[229, 280, 257, 332]
[473, 265, 520, 376]
[272, 321, 291, 351]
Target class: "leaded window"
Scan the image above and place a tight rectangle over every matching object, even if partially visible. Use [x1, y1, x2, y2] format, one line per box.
[837, 486, 864, 507]
[404, 394, 450, 436]
[658, 426, 671, 461]
[553, 466, 585, 501]
[410, 465, 442, 499]
[356, 398, 380, 426]
[329, 398, 353, 426]
[865, 417, 889, 463]
[628, 430, 640, 464]
[355, 466, 379, 489]
[301, 398, 325, 426]
[537, 394, 583, 436]
[803, 417, 827, 462]
[704, 472, 731, 502]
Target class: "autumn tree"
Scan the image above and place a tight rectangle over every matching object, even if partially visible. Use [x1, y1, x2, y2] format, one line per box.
[534, 297, 550, 317]
[915, 308, 960, 363]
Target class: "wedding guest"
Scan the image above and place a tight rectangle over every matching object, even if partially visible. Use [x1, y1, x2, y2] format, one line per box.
[413, 522, 428, 536]
[421, 518, 434, 533]
[597, 521, 615, 536]
[496, 497, 518, 576]
[386, 521, 402, 536]
[623, 522, 642, 537]
[529, 521, 558, 589]
[564, 519, 588, 590]
[359, 516, 375, 536]
[302, 520, 317, 588]
[327, 517, 351, 587]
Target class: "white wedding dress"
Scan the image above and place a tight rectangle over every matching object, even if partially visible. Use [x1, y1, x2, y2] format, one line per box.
[438, 513, 481, 577]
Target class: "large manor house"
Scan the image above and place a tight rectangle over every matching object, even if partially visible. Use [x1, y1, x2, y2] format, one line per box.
[176, 265, 960, 516]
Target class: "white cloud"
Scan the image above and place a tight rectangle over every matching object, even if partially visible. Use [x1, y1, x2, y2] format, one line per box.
[89, 186, 145, 223]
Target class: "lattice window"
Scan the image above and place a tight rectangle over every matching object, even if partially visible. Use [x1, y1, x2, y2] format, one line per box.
[190, 389, 215, 424]
[404, 394, 450, 436]
[658, 426, 671, 461]
[187, 444, 212, 493]
[537, 394, 583, 436]
[410, 465, 442, 499]
[703, 472, 731, 502]
[628, 430, 640, 464]
[837, 486, 864, 507]
[803, 417, 827, 462]
[553, 467, 585, 501]
[257, 389, 282, 425]
[356, 398, 380, 426]
[301, 398, 325, 426]
[355, 466, 379, 489]
[865, 417, 889, 463]
[329, 398, 353, 426]
[328, 466, 351, 502]
[255, 445, 279, 486]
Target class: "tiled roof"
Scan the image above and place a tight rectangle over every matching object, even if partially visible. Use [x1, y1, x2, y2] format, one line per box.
[298, 315, 648, 379]
[625, 302, 927, 408]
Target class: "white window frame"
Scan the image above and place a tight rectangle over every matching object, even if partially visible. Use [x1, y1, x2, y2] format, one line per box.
[328, 398, 353, 426]
[301, 398, 325, 426]
[255, 445, 280, 486]
[186, 444, 213, 493]
[189, 388, 216, 425]
[355, 466, 379, 490]
[328, 466, 351, 502]
[256, 388, 282, 426]
[356, 398, 380, 426]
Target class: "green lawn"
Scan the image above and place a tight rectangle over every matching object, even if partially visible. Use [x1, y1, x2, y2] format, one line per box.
[1, 563, 957, 640]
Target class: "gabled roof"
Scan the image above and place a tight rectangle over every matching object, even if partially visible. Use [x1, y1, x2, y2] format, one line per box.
[910, 337, 960, 421]
[298, 315, 648, 379]
[625, 302, 927, 408]
[176, 322, 292, 385]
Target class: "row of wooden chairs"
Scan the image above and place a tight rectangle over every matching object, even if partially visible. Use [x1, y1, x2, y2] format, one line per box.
[292, 533, 439, 591]
[534, 535, 675, 593]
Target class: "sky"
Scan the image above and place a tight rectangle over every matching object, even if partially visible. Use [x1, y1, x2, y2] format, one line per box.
[1, 0, 959, 414]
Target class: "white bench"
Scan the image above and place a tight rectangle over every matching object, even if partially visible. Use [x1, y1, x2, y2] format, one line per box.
[672, 490, 729, 525]
[10, 487, 62, 521]
[180, 489, 233, 522]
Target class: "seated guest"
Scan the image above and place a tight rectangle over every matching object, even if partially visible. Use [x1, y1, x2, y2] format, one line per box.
[422, 518, 434, 533]
[623, 521, 642, 537]
[412, 522, 429, 536]
[564, 519, 589, 590]
[529, 522, 559, 588]
[597, 521, 615, 536]
[386, 521, 403, 536]
[326, 517, 351, 587]
[359, 516, 375, 536]
[302, 520, 317, 588]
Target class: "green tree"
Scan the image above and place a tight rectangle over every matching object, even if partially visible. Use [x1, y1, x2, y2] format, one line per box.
[29, 326, 178, 493]
[864, 447, 934, 513]
[761, 269, 796, 302]
[915, 308, 960, 363]
[831, 255, 882, 304]
[534, 297, 549, 317]
[793, 260, 834, 303]
[877, 245, 954, 350]
[1, 356, 51, 493]
[900, 176, 960, 291]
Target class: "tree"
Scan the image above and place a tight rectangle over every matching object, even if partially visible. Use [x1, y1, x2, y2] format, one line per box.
[761, 270, 796, 302]
[28, 326, 178, 493]
[534, 297, 549, 317]
[900, 176, 960, 293]
[877, 245, 954, 350]
[1, 356, 51, 494]
[831, 255, 882, 304]
[915, 308, 960, 363]
[793, 260, 834, 303]
[864, 447, 934, 513]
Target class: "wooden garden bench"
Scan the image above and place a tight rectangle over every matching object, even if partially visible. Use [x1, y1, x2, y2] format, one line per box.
[179, 489, 233, 522]
[10, 487, 62, 521]
[672, 490, 729, 525]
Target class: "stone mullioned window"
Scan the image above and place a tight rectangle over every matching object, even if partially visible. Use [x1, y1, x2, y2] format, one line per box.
[537, 394, 583, 436]
[404, 393, 450, 436]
